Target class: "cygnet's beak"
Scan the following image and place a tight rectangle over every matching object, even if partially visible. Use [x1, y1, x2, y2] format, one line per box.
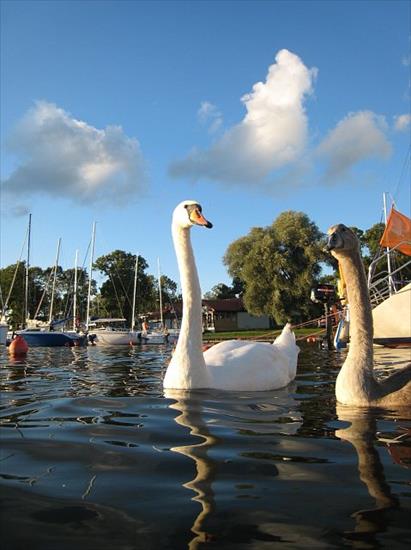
[192, 209, 213, 229]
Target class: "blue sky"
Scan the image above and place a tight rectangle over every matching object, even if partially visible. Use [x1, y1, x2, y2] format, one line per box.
[1, 0, 410, 294]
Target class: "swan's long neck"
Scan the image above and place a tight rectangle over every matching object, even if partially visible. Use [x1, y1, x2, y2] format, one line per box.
[167, 222, 208, 386]
[174, 223, 203, 345]
[336, 250, 375, 402]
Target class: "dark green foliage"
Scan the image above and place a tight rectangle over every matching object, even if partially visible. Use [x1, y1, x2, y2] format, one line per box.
[93, 251, 178, 323]
[203, 282, 237, 300]
[94, 250, 153, 322]
[223, 211, 325, 324]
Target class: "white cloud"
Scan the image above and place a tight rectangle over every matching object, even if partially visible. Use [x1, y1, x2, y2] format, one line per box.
[394, 113, 411, 131]
[316, 111, 391, 182]
[1, 101, 148, 206]
[170, 49, 317, 186]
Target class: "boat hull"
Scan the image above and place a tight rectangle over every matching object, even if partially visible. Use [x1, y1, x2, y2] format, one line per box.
[372, 283, 411, 341]
[141, 331, 179, 344]
[91, 330, 141, 346]
[373, 337, 411, 348]
[16, 330, 86, 347]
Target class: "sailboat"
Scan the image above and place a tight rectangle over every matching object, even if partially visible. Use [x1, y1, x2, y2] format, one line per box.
[368, 194, 411, 347]
[16, 221, 86, 347]
[141, 258, 179, 344]
[87, 224, 141, 346]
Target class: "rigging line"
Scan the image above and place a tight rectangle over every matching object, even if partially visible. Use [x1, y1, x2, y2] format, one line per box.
[62, 269, 76, 319]
[1, 223, 30, 312]
[33, 268, 55, 320]
[122, 256, 139, 310]
[111, 261, 132, 307]
[89, 224, 130, 313]
[107, 271, 125, 318]
[391, 143, 411, 204]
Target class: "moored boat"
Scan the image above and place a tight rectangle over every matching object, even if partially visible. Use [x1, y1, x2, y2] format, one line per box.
[88, 318, 141, 346]
[368, 204, 411, 347]
[16, 325, 87, 347]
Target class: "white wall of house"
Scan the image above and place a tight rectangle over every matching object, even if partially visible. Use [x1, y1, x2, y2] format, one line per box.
[237, 312, 271, 330]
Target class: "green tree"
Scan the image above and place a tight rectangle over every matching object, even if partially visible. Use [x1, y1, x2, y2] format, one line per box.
[204, 283, 237, 300]
[0, 262, 46, 328]
[223, 211, 324, 324]
[159, 274, 178, 306]
[93, 251, 157, 323]
[54, 267, 93, 322]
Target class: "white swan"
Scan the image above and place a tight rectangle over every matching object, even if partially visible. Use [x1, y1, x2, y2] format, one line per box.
[163, 200, 299, 391]
[327, 224, 411, 407]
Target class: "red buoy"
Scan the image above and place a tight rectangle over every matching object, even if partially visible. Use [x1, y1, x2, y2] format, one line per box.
[8, 335, 29, 356]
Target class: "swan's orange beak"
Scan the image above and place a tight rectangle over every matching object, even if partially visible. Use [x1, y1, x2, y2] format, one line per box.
[192, 209, 213, 228]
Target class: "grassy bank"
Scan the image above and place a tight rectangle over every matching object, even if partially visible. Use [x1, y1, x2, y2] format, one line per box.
[203, 327, 324, 342]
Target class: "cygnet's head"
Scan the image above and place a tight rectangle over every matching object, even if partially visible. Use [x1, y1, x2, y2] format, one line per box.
[326, 224, 360, 258]
[172, 200, 213, 230]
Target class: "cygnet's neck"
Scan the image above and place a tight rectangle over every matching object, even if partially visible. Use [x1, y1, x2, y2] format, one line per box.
[334, 249, 376, 404]
[339, 251, 374, 369]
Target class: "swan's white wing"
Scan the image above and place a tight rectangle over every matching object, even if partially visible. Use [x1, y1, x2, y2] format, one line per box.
[204, 337, 299, 391]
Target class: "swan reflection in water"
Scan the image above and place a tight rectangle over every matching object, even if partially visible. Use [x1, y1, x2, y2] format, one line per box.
[336, 404, 411, 544]
[165, 387, 302, 549]
[165, 389, 410, 548]
[166, 389, 219, 548]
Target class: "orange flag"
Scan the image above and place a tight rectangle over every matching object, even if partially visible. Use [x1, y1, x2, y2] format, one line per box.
[380, 207, 411, 256]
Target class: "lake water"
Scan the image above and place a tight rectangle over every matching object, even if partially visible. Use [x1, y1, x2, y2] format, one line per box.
[0, 343, 410, 549]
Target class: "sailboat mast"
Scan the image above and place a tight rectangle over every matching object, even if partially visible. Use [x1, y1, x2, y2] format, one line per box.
[131, 254, 139, 332]
[48, 238, 62, 325]
[383, 192, 395, 296]
[86, 222, 96, 331]
[73, 249, 79, 331]
[24, 213, 32, 327]
[157, 257, 164, 329]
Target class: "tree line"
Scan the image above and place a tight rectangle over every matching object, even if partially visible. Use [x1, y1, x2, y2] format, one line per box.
[2, 211, 409, 329]
[0, 250, 179, 329]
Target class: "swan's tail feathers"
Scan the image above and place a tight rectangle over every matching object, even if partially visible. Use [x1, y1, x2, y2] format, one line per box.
[273, 323, 296, 346]
[273, 323, 300, 380]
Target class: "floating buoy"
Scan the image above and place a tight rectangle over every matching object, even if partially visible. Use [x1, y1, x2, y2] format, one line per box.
[8, 335, 29, 356]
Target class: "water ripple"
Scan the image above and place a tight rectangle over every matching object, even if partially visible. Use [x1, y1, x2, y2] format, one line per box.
[0, 343, 410, 548]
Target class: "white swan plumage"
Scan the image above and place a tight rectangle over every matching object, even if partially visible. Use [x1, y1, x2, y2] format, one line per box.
[327, 224, 411, 407]
[163, 200, 299, 391]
